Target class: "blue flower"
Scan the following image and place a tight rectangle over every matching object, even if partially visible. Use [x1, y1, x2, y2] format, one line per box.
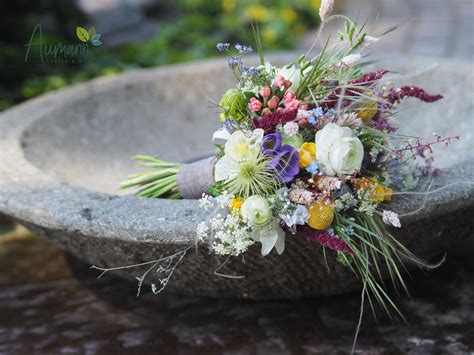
[235, 43, 253, 54]
[216, 42, 230, 52]
[306, 161, 319, 174]
[227, 56, 239, 68]
[224, 118, 236, 133]
[313, 106, 324, 118]
[245, 66, 261, 75]
[308, 107, 324, 125]
[327, 108, 336, 118]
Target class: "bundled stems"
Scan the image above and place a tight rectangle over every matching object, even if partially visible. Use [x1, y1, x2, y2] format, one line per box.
[120, 155, 182, 198]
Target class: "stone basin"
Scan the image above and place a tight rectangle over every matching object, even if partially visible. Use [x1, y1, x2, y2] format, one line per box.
[0, 54, 473, 299]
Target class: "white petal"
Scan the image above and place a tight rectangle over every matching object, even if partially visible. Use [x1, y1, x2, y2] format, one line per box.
[260, 231, 278, 256]
[212, 128, 232, 145]
[214, 156, 238, 182]
[274, 225, 286, 255]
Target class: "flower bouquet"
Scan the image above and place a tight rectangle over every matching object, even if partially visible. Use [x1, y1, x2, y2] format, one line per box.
[112, 2, 459, 321]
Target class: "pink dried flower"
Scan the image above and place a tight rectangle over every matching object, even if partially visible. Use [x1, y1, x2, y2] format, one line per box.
[296, 109, 310, 120]
[369, 117, 397, 133]
[351, 69, 389, 86]
[316, 176, 342, 192]
[248, 97, 262, 112]
[283, 121, 299, 137]
[289, 188, 314, 205]
[267, 95, 280, 109]
[395, 134, 460, 160]
[299, 226, 354, 255]
[284, 91, 297, 102]
[274, 75, 286, 87]
[285, 99, 300, 111]
[387, 86, 443, 104]
[260, 86, 271, 99]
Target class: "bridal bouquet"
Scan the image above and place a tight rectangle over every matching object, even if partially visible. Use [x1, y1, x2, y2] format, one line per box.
[117, 2, 458, 317]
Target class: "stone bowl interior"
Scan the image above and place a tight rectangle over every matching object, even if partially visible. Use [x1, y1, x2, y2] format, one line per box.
[0, 54, 473, 299]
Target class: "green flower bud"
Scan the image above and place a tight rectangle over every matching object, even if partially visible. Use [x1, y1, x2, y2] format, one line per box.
[282, 134, 303, 149]
[219, 89, 247, 124]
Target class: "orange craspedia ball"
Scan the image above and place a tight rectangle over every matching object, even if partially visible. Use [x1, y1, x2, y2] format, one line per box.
[307, 201, 334, 230]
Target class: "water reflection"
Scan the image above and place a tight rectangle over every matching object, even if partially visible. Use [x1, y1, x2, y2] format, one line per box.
[0, 226, 473, 354]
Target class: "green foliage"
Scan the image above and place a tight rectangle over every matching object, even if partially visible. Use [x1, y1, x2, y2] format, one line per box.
[1, 0, 320, 112]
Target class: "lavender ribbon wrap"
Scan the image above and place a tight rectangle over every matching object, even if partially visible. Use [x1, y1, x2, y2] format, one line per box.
[176, 156, 217, 199]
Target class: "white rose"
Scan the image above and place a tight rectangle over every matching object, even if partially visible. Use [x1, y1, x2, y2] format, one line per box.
[315, 123, 364, 176]
[241, 195, 272, 227]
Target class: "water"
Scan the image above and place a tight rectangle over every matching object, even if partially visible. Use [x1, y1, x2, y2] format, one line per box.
[0, 225, 473, 354]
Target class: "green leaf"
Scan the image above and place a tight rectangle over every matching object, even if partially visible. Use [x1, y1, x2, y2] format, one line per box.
[88, 26, 96, 39]
[76, 26, 90, 42]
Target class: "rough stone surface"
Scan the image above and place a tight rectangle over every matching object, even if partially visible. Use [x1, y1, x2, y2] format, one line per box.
[0, 229, 474, 354]
[0, 55, 473, 299]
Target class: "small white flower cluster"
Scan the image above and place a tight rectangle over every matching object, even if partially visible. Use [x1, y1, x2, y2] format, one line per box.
[382, 210, 401, 228]
[199, 193, 214, 210]
[210, 213, 255, 256]
[334, 192, 357, 212]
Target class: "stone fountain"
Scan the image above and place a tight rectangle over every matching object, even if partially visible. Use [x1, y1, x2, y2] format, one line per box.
[0, 54, 473, 299]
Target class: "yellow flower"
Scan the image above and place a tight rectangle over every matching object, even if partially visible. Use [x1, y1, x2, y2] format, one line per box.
[245, 5, 270, 22]
[357, 99, 378, 122]
[356, 178, 393, 202]
[370, 184, 386, 202]
[281, 8, 298, 23]
[263, 27, 277, 44]
[229, 197, 244, 214]
[222, 0, 236, 13]
[307, 201, 334, 230]
[298, 142, 316, 168]
[311, 0, 322, 10]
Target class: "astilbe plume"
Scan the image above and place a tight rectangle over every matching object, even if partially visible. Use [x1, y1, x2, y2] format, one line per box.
[350, 69, 389, 86]
[253, 109, 298, 133]
[387, 86, 443, 104]
[299, 226, 354, 255]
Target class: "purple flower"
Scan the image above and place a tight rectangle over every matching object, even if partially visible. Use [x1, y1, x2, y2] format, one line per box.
[216, 42, 230, 51]
[235, 43, 253, 54]
[262, 133, 300, 183]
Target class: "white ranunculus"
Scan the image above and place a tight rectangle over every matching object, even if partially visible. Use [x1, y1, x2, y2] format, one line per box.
[315, 123, 364, 176]
[214, 129, 264, 182]
[241, 195, 272, 227]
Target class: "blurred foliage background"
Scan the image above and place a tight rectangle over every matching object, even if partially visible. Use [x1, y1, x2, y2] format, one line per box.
[0, 0, 321, 112]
